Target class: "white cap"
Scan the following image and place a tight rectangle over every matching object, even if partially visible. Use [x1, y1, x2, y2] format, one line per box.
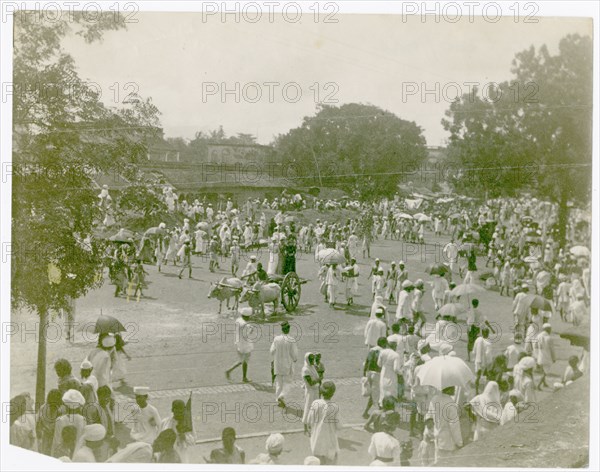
[239, 307, 253, 317]
[542, 323, 552, 330]
[402, 280, 413, 289]
[133, 386, 150, 396]
[62, 389, 85, 408]
[80, 360, 93, 370]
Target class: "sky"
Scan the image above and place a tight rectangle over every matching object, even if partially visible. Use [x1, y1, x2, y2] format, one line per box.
[61, 11, 591, 146]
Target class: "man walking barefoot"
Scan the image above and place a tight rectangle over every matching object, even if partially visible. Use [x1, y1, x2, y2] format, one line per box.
[270, 321, 298, 408]
[225, 308, 255, 383]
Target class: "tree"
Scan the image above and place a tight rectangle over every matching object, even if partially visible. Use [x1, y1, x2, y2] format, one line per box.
[511, 34, 593, 243]
[117, 168, 169, 225]
[12, 13, 161, 407]
[443, 34, 592, 242]
[275, 103, 428, 199]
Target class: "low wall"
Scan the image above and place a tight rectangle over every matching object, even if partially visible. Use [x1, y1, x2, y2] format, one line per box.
[438, 376, 589, 468]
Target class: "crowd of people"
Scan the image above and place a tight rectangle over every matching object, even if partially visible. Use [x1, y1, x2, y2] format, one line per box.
[10, 186, 591, 465]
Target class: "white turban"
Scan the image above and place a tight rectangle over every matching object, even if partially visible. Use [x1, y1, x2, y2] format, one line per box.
[265, 433, 285, 454]
[82, 424, 106, 442]
[62, 389, 85, 408]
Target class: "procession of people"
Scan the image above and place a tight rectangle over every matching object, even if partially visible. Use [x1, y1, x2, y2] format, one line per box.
[10, 186, 591, 466]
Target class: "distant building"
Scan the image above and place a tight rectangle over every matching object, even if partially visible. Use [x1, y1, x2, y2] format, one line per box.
[426, 145, 447, 164]
[142, 139, 291, 202]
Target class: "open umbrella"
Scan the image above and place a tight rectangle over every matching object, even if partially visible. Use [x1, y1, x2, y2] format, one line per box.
[450, 283, 486, 298]
[524, 294, 553, 311]
[417, 214, 432, 223]
[144, 226, 165, 237]
[438, 303, 468, 317]
[570, 246, 590, 258]
[428, 263, 448, 276]
[94, 314, 126, 334]
[395, 213, 413, 220]
[416, 355, 474, 390]
[317, 248, 345, 265]
[196, 222, 210, 231]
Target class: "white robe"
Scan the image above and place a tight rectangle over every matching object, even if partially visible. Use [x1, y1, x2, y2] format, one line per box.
[308, 399, 341, 461]
[378, 348, 401, 399]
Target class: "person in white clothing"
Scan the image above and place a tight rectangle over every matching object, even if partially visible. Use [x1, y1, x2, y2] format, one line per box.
[365, 309, 387, 348]
[396, 280, 414, 321]
[86, 334, 115, 389]
[500, 390, 523, 426]
[468, 381, 501, 441]
[267, 237, 280, 275]
[536, 323, 556, 390]
[425, 386, 463, 464]
[377, 340, 402, 402]
[373, 268, 386, 300]
[270, 321, 298, 408]
[430, 274, 449, 311]
[225, 308, 256, 383]
[307, 381, 341, 465]
[160, 400, 195, 463]
[443, 241, 459, 274]
[79, 360, 98, 394]
[368, 416, 401, 465]
[130, 387, 161, 445]
[342, 258, 359, 306]
[472, 328, 492, 394]
[504, 334, 525, 370]
[72, 424, 106, 462]
[347, 232, 360, 261]
[301, 353, 320, 435]
[570, 294, 587, 326]
[512, 284, 530, 337]
[326, 264, 340, 307]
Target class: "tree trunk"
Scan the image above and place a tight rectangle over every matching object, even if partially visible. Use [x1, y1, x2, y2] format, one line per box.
[557, 184, 569, 247]
[310, 147, 323, 186]
[35, 307, 48, 411]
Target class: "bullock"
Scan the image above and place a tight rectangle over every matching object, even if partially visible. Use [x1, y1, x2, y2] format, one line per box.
[240, 282, 281, 317]
[207, 277, 244, 314]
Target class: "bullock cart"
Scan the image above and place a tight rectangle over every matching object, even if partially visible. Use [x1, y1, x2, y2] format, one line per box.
[276, 271, 304, 313]
[209, 271, 306, 316]
[239, 271, 307, 317]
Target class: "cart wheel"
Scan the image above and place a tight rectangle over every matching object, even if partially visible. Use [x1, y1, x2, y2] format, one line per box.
[281, 272, 301, 312]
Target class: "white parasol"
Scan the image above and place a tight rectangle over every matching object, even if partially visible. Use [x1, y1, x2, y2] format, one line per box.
[416, 355, 474, 390]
